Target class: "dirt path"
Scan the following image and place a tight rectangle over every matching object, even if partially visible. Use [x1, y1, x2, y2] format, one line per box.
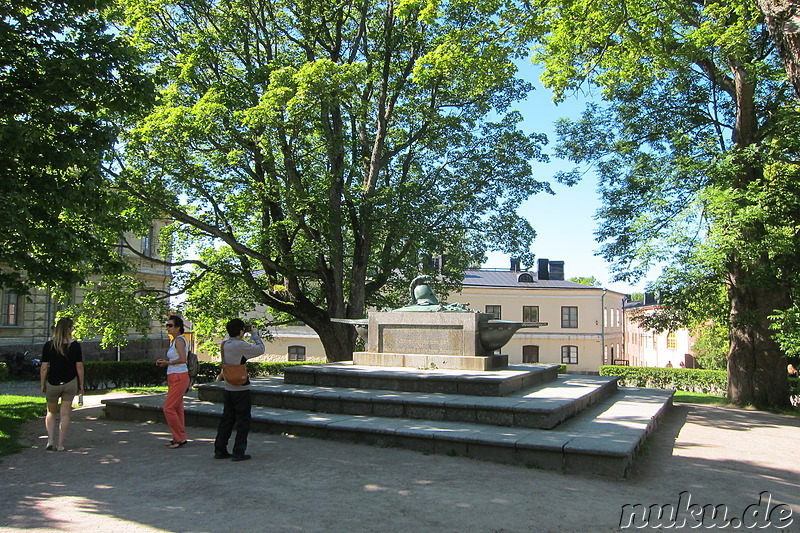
[1, 383, 799, 532]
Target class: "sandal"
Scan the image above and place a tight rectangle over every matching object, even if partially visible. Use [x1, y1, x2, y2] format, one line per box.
[166, 440, 188, 449]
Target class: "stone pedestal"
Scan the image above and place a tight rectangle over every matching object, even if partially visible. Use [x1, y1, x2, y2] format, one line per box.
[353, 311, 508, 370]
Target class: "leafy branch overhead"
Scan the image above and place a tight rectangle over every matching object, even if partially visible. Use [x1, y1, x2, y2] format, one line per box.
[115, 0, 551, 361]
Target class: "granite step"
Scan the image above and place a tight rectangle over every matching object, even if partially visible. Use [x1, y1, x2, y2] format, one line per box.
[196, 374, 619, 430]
[101, 386, 673, 478]
[281, 362, 560, 396]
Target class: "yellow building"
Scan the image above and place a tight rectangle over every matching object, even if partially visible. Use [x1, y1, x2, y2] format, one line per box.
[446, 260, 627, 374]
[0, 223, 172, 361]
[623, 295, 696, 368]
[253, 259, 627, 373]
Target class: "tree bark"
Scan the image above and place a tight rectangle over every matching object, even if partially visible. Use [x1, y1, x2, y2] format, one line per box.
[756, 0, 800, 100]
[313, 320, 357, 362]
[726, 255, 790, 408]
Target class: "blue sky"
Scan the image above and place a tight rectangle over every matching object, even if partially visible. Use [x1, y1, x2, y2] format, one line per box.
[482, 65, 648, 295]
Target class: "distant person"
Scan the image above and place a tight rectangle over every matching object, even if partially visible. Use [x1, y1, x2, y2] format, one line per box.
[666, 361, 673, 368]
[40, 317, 84, 451]
[156, 315, 190, 448]
[679, 361, 686, 369]
[213, 318, 264, 461]
[789, 364, 798, 377]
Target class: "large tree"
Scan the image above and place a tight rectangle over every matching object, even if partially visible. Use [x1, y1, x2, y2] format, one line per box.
[0, 0, 154, 293]
[115, 0, 549, 361]
[527, 0, 800, 407]
[757, 0, 800, 99]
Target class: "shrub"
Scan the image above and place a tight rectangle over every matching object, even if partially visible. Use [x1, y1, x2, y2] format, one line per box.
[0, 362, 7, 382]
[83, 360, 323, 390]
[600, 365, 728, 395]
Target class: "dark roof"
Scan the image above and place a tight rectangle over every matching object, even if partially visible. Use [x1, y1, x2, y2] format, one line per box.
[461, 269, 600, 290]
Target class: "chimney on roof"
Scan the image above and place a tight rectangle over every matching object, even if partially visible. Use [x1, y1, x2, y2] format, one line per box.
[510, 257, 521, 272]
[549, 260, 565, 280]
[644, 292, 658, 305]
[537, 258, 550, 280]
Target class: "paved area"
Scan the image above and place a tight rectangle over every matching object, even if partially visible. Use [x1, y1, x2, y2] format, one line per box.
[2, 381, 800, 532]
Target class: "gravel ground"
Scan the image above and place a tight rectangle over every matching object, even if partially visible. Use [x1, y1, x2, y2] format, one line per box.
[1, 380, 799, 532]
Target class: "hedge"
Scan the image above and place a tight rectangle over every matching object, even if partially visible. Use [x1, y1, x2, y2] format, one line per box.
[600, 366, 728, 396]
[0, 362, 8, 382]
[82, 360, 323, 390]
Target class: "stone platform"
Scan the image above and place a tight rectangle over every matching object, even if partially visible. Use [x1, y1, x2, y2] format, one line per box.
[282, 362, 554, 396]
[352, 352, 508, 371]
[102, 363, 673, 478]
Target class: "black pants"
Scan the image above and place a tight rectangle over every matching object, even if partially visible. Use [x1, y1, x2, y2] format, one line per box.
[214, 389, 251, 456]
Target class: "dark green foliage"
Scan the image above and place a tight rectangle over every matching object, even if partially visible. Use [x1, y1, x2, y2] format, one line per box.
[82, 360, 322, 390]
[0, 0, 154, 293]
[0, 363, 8, 382]
[600, 366, 728, 395]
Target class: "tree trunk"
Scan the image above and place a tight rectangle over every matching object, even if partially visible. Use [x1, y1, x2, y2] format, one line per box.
[756, 0, 800, 100]
[726, 256, 790, 408]
[315, 320, 357, 362]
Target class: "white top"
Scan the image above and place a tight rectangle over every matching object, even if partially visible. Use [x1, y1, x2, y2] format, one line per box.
[166, 335, 189, 375]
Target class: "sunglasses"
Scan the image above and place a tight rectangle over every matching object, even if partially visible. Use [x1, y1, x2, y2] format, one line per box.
[165, 323, 175, 327]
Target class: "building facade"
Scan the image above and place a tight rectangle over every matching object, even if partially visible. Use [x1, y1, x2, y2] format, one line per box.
[252, 259, 628, 373]
[446, 259, 627, 373]
[0, 223, 172, 361]
[623, 296, 696, 368]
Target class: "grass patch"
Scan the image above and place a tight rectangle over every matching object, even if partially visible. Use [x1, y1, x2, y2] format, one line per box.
[88, 386, 168, 395]
[0, 395, 47, 458]
[672, 390, 728, 405]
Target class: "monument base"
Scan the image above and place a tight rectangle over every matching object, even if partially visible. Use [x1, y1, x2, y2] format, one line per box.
[353, 351, 508, 371]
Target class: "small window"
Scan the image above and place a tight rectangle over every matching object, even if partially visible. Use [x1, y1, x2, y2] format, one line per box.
[523, 345, 540, 363]
[523, 306, 539, 322]
[141, 231, 152, 257]
[1, 289, 19, 326]
[561, 345, 578, 364]
[666, 331, 677, 350]
[288, 345, 306, 361]
[517, 273, 534, 283]
[485, 305, 501, 320]
[561, 306, 578, 328]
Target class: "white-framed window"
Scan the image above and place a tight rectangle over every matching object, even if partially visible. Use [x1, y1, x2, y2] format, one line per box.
[561, 345, 578, 364]
[288, 345, 306, 361]
[1, 289, 19, 326]
[485, 305, 501, 320]
[141, 229, 153, 257]
[561, 306, 578, 328]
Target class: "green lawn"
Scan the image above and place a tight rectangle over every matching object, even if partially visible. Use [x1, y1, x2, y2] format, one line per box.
[672, 390, 729, 405]
[0, 395, 47, 458]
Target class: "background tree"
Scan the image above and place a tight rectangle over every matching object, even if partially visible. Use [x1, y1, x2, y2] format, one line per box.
[568, 276, 602, 287]
[756, 0, 800, 99]
[0, 0, 154, 294]
[115, 0, 549, 361]
[526, 0, 800, 407]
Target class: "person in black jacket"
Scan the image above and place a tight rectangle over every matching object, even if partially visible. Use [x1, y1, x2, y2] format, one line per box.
[40, 318, 84, 451]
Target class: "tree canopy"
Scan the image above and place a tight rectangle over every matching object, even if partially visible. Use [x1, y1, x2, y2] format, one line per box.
[114, 0, 550, 361]
[0, 0, 154, 294]
[527, 0, 800, 407]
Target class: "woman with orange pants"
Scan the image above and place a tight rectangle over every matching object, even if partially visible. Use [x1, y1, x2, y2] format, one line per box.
[156, 315, 190, 448]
